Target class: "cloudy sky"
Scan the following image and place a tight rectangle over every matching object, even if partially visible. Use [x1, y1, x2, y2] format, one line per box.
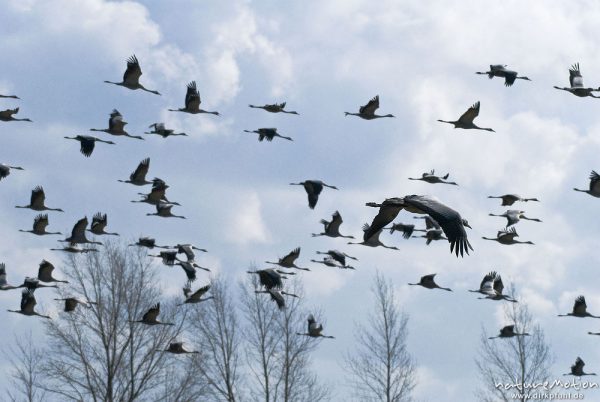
[1, 0, 600, 400]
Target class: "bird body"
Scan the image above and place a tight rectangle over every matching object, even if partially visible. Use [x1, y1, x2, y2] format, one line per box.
[574, 171, 600, 197]
[0, 263, 17, 290]
[315, 250, 357, 267]
[145, 123, 187, 138]
[488, 325, 530, 339]
[104, 55, 160, 95]
[147, 203, 186, 219]
[564, 357, 597, 377]
[489, 210, 541, 227]
[38, 260, 68, 283]
[290, 180, 338, 209]
[408, 274, 452, 291]
[129, 237, 168, 249]
[312, 210, 353, 238]
[408, 170, 458, 185]
[248, 102, 298, 114]
[482, 227, 533, 245]
[132, 303, 174, 325]
[119, 158, 153, 185]
[437, 101, 494, 132]
[469, 271, 517, 302]
[90, 109, 144, 140]
[488, 194, 539, 206]
[19, 214, 61, 236]
[55, 297, 95, 312]
[247, 268, 287, 290]
[64, 135, 115, 157]
[311, 257, 355, 270]
[0, 163, 24, 181]
[160, 342, 198, 354]
[255, 288, 299, 310]
[16, 186, 64, 212]
[476, 64, 531, 87]
[558, 296, 600, 318]
[88, 212, 119, 236]
[60, 217, 103, 245]
[554, 63, 600, 98]
[366, 195, 472, 256]
[7, 289, 50, 319]
[266, 247, 310, 271]
[0, 107, 32, 122]
[297, 314, 334, 338]
[168, 81, 219, 115]
[345, 95, 394, 119]
[244, 128, 293, 142]
[180, 281, 213, 305]
[347, 222, 399, 250]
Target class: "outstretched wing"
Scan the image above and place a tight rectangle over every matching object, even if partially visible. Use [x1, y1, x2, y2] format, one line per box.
[123, 55, 142, 85]
[131, 158, 150, 182]
[403, 195, 473, 257]
[281, 247, 301, 265]
[569, 63, 584, 88]
[359, 95, 379, 115]
[589, 170, 600, 193]
[457, 101, 480, 125]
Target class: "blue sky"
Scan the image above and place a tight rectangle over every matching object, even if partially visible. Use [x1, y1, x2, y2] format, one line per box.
[1, 0, 600, 401]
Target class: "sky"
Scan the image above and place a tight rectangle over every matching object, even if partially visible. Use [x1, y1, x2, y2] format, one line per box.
[1, 0, 600, 401]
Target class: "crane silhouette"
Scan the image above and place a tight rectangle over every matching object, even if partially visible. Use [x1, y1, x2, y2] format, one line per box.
[0, 163, 24, 181]
[0, 107, 32, 122]
[249, 102, 299, 114]
[488, 325, 530, 339]
[558, 296, 600, 318]
[365, 195, 473, 257]
[564, 357, 597, 376]
[7, 289, 51, 319]
[168, 81, 219, 115]
[90, 109, 144, 140]
[574, 170, 600, 197]
[19, 214, 61, 236]
[345, 95, 394, 119]
[244, 128, 293, 142]
[438, 101, 494, 132]
[104, 55, 160, 95]
[297, 314, 334, 338]
[290, 180, 338, 209]
[15, 186, 64, 212]
[554, 63, 600, 98]
[408, 274, 452, 291]
[475, 64, 531, 87]
[312, 211, 354, 238]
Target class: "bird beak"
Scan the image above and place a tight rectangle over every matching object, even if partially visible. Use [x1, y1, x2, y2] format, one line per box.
[464, 223, 472, 229]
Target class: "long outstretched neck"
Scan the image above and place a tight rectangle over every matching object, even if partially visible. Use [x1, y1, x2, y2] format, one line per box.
[573, 188, 588, 193]
[344, 112, 358, 116]
[104, 80, 122, 86]
[437, 120, 455, 125]
[481, 237, 496, 241]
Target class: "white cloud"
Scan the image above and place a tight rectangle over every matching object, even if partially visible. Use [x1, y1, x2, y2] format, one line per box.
[223, 191, 271, 246]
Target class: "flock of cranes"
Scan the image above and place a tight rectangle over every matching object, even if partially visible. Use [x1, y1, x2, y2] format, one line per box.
[0, 55, 598, 372]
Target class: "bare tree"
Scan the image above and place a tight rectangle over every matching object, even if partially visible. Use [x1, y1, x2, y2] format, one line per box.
[187, 275, 242, 401]
[32, 240, 205, 402]
[4, 332, 47, 402]
[240, 274, 330, 402]
[475, 287, 554, 402]
[344, 272, 416, 402]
